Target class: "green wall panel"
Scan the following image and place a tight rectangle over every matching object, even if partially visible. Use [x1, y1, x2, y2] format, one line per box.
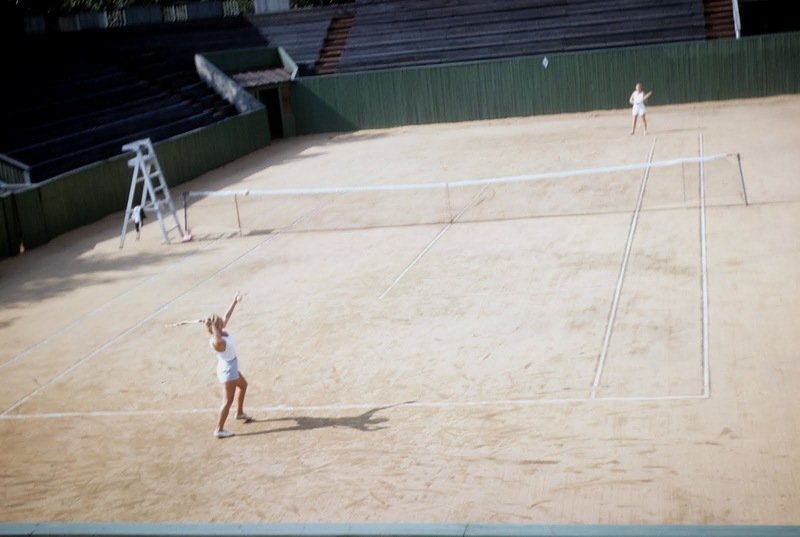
[0, 198, 6, 258]
[292, 32, 800, 134]
[14, 188, 49, 249]
[203, 47, 280, 73]
[156, 110, 270, 186]
[0, 196, 18, 258]
[38, 155, 130, 239]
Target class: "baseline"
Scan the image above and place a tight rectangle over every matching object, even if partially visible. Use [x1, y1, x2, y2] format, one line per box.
[1, 522, 797, 537]
[0, 393, 711, 421]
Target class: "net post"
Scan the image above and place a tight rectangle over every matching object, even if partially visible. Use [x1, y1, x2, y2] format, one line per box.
[736, 153, 749, 206]
[182, 191, 188, 231]
[445, 182, 453, 223]
[234, 194, 243, 236]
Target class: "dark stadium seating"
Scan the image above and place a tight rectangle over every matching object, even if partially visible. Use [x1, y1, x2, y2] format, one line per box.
[0, 8, 347, 182]
[337, 0, 706, 72]
[28, 110, 225, 181]
[0, 0, 709, 182]
[0, 18, 266, 182]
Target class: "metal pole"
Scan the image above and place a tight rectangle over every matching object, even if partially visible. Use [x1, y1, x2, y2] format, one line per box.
[732, 0, 741, 39]
[183, 191, 189, 231]
[736, 153, 749, 206]
[446, 182, 453, 223]
[234, 194, 243, 236]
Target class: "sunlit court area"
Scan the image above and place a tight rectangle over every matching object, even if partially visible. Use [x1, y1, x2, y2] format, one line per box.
[1, 1, 799, 536]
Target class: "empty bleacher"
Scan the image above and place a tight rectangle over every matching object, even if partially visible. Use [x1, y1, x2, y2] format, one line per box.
[0, 8, 347, 182]
[337, 0, 706, 72]
[0, 0, 712, 182]
[0, 21, 261, 182]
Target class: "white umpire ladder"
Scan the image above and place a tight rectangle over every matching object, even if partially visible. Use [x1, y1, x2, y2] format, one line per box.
[119, 138, 183, 248]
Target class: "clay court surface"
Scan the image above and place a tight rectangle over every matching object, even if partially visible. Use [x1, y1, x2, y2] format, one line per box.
[1, 96, 799, 524]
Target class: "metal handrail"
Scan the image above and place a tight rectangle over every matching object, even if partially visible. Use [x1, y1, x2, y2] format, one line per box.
[0, 153, 32, 185]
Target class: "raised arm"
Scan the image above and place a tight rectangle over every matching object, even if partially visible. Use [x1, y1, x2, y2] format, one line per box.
[644, 91, 653, 101]
[222, 292, 242, 328]
[207, 314, 226, 352]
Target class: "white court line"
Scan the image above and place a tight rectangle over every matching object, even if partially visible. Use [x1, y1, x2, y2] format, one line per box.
[0, 393, 710, 421]
[590, 140, 657, 398]
[699, 134, 710, 397]
[379, 185, 490, 299]
[0, 199, 334, 417]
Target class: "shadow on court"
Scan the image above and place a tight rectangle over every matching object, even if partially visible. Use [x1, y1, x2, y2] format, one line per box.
[235, 402, 415, 437]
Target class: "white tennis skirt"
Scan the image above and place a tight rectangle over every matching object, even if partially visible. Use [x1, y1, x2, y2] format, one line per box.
[216, 356, 240, 383]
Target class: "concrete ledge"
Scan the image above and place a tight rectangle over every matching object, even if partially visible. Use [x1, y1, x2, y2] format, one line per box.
[195, 54, 265, 114]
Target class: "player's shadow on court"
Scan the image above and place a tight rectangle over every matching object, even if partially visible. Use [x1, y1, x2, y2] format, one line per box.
[236, 402, 414, 437]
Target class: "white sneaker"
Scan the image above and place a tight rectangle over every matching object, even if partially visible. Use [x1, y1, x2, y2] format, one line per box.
[214, 429, 234, 439]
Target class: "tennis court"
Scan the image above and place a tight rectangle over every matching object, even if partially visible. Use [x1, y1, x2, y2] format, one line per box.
[1, 95, 798, 524]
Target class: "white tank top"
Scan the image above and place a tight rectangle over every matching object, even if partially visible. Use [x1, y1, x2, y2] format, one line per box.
[210, 333, 237, 362]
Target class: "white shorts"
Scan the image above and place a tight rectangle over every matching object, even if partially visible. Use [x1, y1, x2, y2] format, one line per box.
[632, 104, 646, 117]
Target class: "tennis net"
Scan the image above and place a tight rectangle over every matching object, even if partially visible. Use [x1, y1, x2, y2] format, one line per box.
[181, 153, 744, 238]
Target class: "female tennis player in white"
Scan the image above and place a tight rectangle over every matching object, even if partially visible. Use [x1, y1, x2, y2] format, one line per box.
[629, 83, 653, 135]
[206, 293, 251, 438]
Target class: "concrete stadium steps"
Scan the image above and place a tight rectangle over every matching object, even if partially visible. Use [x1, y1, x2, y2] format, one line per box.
[703, 0, 736, 38]
[316, 16, 356, 75]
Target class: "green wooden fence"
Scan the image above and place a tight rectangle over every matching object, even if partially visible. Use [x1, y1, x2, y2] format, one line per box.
[291, 32, 800, 133]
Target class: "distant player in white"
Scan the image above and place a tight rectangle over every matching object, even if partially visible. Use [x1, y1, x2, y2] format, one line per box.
[629, 83, 653, 135]
[206, 293, 251, 438]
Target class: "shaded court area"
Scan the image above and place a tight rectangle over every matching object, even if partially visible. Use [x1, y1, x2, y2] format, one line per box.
[0, 96, 798, 525]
